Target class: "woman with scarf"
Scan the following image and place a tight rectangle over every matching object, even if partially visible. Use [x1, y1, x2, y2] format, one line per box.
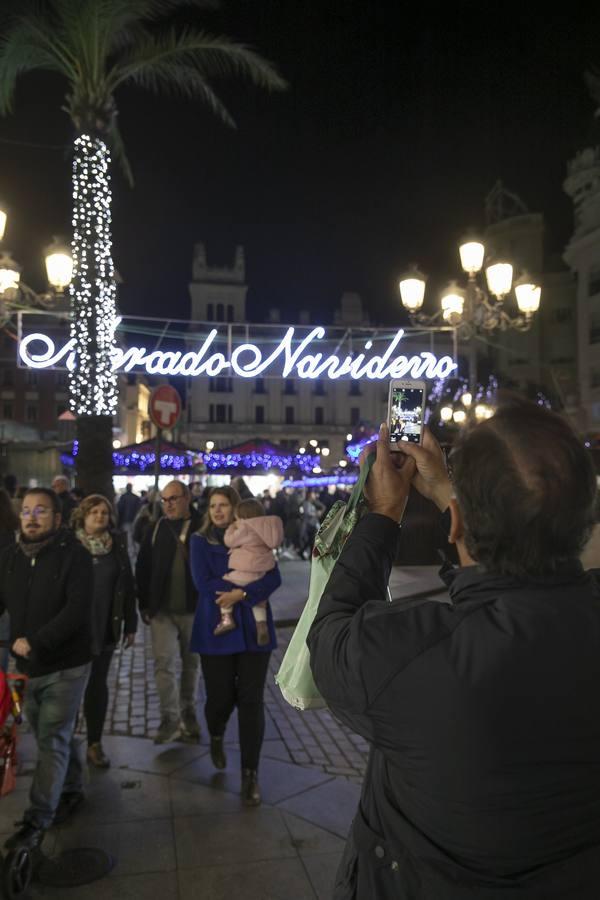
[190, 486, 281, 807]
[72, 494, 137, 768]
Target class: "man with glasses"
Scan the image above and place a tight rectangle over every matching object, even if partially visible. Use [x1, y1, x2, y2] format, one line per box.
[0, 487, 93, 851]
[136, 481, 202, 744]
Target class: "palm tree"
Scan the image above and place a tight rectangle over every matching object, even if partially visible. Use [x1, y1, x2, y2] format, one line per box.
[0, 0, 286, 497]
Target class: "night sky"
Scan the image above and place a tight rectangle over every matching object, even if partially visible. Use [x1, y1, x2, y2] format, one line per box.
[1, 1, 598, 326]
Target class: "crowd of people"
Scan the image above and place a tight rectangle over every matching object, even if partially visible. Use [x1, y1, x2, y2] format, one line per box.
[2, 397, 600, 898]
[0, 470, 298, 853]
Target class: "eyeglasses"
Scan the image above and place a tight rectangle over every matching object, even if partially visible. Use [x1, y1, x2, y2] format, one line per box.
[21, 506, 53, 518]
[161, 494, 185, 504]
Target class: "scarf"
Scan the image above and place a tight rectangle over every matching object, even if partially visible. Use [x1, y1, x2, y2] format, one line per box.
[209, 525, 227, 545]
[76, 528, 113, 557]
[17, 530, 58, 559]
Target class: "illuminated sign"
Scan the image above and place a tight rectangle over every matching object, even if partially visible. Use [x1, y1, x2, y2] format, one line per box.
[18, 326, 456, 381]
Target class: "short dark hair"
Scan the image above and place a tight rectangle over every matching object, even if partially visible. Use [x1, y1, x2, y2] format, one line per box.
[450, 397, 597, 577]
[22, 487, 61, 516]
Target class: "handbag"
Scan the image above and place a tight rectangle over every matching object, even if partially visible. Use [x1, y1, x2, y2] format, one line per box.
[275, 455, 375, 710]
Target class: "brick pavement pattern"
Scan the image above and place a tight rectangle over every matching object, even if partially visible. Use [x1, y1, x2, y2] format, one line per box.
[103, 625, 369, 783]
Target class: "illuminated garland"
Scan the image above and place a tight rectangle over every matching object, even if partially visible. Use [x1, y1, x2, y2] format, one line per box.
[60, 442, 320, 474]
[282, 474, 359, 488]
[201, 449, 319, 474]
[69, 134, 118, 416]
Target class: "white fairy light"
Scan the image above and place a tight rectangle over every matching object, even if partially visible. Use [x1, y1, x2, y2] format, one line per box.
[69, 134, 118, 416]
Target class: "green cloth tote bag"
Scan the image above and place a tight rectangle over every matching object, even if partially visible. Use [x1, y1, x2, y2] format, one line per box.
[275, 455, 375, 710]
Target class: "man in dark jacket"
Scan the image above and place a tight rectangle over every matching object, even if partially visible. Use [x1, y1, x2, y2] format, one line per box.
[0, 487, 93, 851]
[308, 400, 600, 899]
[136, 481, 201, 744]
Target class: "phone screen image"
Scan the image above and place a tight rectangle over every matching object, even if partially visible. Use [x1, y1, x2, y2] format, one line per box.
[389, 386, 425, 445]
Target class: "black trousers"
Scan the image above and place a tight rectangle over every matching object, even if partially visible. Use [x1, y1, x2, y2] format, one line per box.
[200, 651, 271, 771]
[84, 647, 114, 745]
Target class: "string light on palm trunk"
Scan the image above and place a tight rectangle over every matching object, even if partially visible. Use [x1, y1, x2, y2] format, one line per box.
[69, 134, 118, 416]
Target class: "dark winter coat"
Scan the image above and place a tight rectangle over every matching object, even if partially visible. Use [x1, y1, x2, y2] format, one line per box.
[307, 512, 600, 899]
[0, 528, 93, 677]
[87, 531, 137, 648]
[135, 512, 201, 617]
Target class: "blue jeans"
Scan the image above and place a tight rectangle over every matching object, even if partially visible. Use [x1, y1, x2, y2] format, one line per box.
[24, 663, 91, 829]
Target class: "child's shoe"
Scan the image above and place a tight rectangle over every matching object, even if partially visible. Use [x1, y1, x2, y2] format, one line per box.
[214, 611, 236, 636]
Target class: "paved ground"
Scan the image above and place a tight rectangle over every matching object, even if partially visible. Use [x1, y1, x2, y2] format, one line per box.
[0, 558, 444, 898]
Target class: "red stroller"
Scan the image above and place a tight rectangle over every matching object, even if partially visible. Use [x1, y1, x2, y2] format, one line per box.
[0, 671, 32, 899]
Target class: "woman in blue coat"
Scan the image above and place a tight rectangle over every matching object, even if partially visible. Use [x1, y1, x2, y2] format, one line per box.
[190, 486, 281, 806]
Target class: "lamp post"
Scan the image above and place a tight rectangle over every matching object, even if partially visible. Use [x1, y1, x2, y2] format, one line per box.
[399, 235, 542, 392]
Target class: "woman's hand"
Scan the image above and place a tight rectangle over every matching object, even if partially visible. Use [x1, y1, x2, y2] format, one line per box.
[215, 588, 245, 608]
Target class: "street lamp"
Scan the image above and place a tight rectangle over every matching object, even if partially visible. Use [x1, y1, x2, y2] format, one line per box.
[399, 234, 542, 390]
[0, 211, 72, 319]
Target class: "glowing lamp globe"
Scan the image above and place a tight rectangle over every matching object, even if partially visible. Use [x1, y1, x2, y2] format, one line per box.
[485, 262, 513, 299]
[399, 267, 427, 312]
[453, 409, 467, 424]
[461, 392, 473, 408]
[440, 406, 453, 422]
[441, 283, 465, 323]
[514, 277, 541, 315]
[0, 251, 21, 296]
[459, 240, 485, 275]
[0, 208, 6, 242]
[45, 241, 73, 291]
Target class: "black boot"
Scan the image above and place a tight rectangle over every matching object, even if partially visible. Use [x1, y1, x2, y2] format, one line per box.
[5, 822, 45, 852]
[210, 736, 226, 770]
[241, 768, 261, 807]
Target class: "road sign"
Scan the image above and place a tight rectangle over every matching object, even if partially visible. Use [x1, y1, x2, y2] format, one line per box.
[149, 385, 181, 430]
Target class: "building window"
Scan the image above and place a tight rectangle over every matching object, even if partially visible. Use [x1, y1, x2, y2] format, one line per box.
[254, 378, 267, 394]
[56, 371, 69, 388]
[349, 381, 361, 396]
[3, 368, 14, 387]
[210, 377, 232, 393]
[350, 407, 360, 426]
[313, 380, 326, 396]
[207, 303, 214, 321]
[2, 402, 13, 420]
[285, 406, 295, 425]
[26, 404, 38, 422]
[227, 304, 234, 322]
[255, 405, 265, 425]
[283, 379, 296, 395]
[25, 371, 38, 387]
[216, 303, 224, 321]
[315, 406, 324, 426]
[211, 403, 230, 423]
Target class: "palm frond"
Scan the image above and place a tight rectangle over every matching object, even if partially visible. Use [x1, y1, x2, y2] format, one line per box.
[0, 10, 78, 114]
[122, 59, 236, 126]
[110, 27, 287, 94]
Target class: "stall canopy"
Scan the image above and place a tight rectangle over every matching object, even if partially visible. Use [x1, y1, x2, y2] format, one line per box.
[61, 439, 202, 475]
[203, 439, 319, 475]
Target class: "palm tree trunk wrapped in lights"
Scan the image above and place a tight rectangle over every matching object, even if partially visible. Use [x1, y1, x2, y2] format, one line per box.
[0, 0, 286, 496]
[70, 134, 118, 496]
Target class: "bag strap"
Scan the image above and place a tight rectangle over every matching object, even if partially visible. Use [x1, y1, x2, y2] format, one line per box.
[346, 450, 376, 513]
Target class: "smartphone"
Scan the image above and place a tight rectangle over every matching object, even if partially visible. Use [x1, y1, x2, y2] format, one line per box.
[387, 379, 427, 449]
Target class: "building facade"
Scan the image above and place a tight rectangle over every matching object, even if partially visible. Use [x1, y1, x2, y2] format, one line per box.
[563, 145, 600, 431]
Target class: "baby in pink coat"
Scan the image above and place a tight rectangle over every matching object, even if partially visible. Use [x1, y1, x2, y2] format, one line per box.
[216, 498, 284, 645]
